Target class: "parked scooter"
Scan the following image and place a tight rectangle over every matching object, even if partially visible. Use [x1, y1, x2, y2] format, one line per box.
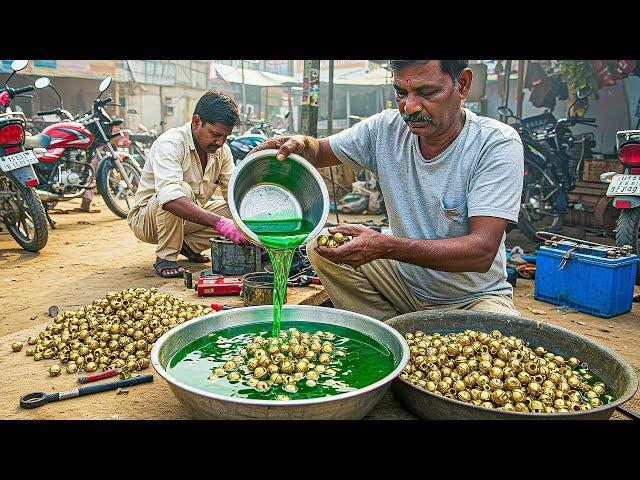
[0, 60, 48, 251]
[497, 86, 597, 241]
[30, 76, 141, 221]
[227, 111, 290, 165]
[601, 99, 640, 282]
[226, 132, 267, 165]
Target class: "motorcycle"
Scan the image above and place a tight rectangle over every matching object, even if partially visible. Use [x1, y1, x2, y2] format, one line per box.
[112, 123, 158, 169]
[30, 75, 141, 220]
[226, 132, 267, 165]
[497, 86, 597, 242]
[227, 111, 290, 165]
[601, 100, 640, 282]
[0, 60, 48, 251]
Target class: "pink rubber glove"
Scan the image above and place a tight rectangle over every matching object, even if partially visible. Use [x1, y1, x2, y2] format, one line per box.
[214, 216, 248, 245]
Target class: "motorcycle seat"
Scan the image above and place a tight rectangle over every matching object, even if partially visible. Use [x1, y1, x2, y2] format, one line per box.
[24, 133, 51, 149]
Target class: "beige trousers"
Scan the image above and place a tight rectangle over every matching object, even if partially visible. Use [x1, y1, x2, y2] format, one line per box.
[128, 181, 230, 261]
[306, 235, 520, 321]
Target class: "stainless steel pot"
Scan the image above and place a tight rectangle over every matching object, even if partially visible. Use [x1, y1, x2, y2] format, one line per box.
[386, 310, 638, 420]
[151, 305, 409, 419]
[227, 149, 329, 248]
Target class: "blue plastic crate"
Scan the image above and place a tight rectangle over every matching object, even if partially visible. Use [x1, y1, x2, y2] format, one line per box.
[534, 241, 638, 318]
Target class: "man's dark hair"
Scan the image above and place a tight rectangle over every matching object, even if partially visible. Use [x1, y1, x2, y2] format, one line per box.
[389, 60, 469, 83]
[193, 90, 240, 127]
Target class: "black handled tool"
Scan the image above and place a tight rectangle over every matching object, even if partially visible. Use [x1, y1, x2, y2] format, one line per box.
[19, 375, 153, 409]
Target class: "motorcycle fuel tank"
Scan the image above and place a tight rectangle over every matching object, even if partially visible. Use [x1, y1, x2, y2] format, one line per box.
[39, 121, 93, 162]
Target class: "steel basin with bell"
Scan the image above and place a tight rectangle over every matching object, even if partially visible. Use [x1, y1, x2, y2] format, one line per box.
[151, 305, 409, 419]
[385, 310, 638, 420]
[227, 149, 329, 248]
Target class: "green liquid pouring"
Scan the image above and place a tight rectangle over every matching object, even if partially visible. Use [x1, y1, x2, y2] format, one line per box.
[167, 321, 396, 400]
[243, 218, 315, 338]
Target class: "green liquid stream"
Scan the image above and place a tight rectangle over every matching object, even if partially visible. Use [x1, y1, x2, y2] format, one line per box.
[243, 218, 315, 338]
[167, 321, 396, 400]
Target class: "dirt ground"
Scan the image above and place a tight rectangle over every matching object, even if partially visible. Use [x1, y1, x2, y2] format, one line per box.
[1, 199, 638, 419]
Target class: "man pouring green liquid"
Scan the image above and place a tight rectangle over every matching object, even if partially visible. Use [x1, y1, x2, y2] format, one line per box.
[250, 60, 524, 321]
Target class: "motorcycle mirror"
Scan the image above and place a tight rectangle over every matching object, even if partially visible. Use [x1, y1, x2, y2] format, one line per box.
[35, 77, 50, 89]
[576, 85, 593, 100]
[4, 60, 28, 86]
[98, 76, 112, 94]
[497, 106, 513, 118]
[11, 60, 29, 72]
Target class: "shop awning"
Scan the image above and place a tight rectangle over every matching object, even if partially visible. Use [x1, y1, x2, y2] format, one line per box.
[210, 63, 299, 87]
[332, 68, 393, 86]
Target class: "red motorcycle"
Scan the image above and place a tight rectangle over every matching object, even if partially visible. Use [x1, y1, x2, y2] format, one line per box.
[0, 60, 48, 251]
[29, 76, 141, 222]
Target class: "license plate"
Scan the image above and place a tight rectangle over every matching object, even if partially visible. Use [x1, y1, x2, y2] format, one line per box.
[0, 150, 39, 173]
[606, 174, 640, 196]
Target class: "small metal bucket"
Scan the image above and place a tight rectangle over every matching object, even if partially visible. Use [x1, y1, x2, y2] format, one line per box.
[228, 149, 329, 248]
[241, 272, 287, 306]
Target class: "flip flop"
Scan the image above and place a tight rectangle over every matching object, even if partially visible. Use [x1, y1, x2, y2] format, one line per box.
[154, 259, 186, 278]
[180, 243, 210, 263]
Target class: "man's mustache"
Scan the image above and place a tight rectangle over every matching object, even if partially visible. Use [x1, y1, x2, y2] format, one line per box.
[402, 112, 433, 123]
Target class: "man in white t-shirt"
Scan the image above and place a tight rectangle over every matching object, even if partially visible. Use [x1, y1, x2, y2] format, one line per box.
[251, 60, 523, 320]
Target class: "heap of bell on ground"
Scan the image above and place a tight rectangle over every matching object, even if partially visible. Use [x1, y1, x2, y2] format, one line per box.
[400, 329, 613, 413]
[14, 288, 213, 378]
[317, 232, 351, 249]
[208, 327, 346, 400]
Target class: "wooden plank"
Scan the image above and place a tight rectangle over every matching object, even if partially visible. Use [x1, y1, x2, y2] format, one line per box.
[159, 282, 328, 308]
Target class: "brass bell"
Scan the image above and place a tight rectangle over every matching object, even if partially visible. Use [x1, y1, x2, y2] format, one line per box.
[283, 383, 297, 394]
[49, 365, 62, 376]
[253, 367, 267, 379]
[11, 342, 23, 352]
[504, 377, 521, 391]
[318, 353, 331, 365]
[457, 390, 472, 402]
[526, 382, 542, 397]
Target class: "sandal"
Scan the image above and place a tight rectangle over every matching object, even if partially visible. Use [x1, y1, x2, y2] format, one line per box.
[154, 259, 186, 278]
[180, 243, 210, 263]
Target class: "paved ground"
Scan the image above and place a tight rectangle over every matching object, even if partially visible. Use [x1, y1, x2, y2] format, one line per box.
[1, 199, 637, 419]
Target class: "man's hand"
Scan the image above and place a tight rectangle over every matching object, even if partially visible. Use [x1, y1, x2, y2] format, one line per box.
[249, 135, 309, 161]
[315, 224, 388, 269]
[248, 135, 341, 169]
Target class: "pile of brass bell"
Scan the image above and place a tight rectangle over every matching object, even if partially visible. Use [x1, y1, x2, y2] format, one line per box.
[207, 327, 346, 400]
[17, 288, 212, 378]
[317, 232, 351, 249]
[400, 329, 611, 413]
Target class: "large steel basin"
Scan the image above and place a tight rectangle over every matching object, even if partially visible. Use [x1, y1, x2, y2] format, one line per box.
[385, 310, 638, 420]
[151, 305, 409, 420]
